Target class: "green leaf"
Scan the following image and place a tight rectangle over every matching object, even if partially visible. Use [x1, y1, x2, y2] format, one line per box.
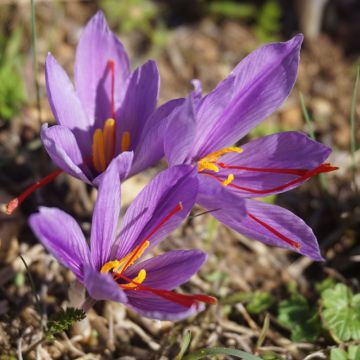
[315, 278, 337, 294]
[348, 345, 360, 360]
[330, 348, 348, 360]
[278, 293, 321, 341]
[321, 284, 360, 342]
[46, 307, 86, 340]
[183, 347, 262, 360]
[175, 330, 192, 360]
[247, 292, 275, 314]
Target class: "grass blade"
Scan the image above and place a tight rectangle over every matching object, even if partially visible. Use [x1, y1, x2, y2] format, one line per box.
[299, 91, 315, 140]
[175, 329, 192, 360]
[183, 347, 262, 360]
[31, 0, 41, 123]
[299, 91, 328, 190]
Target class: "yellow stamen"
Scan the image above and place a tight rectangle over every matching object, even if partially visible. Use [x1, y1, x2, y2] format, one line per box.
[121, 269, 147, 289]
[100, 240, 150, 274]
[103, 118, 116, 164]
[92, 129, 107, 173]
[223, 174, 234, 186]
[197, 147, 243, 173]
[121, 131, 131, 152]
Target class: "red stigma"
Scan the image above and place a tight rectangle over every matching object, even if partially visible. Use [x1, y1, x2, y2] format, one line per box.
[107, 59, 116, 119]
[217, 163, 309, 176]
[5, 169, 63, 215]
[118, 202, 183, 275]
[116, 273, 217, 308]
[205, 163, 337, 195]
[247, 211, 301, 249]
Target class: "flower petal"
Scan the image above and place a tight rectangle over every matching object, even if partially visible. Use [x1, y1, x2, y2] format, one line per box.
[29, 207, 90, 281]
[116, 60, 160, 153]
[164, 95, 197, 166]
[213, 131, 331, 197]
[130, 98, 185, 176]
[74, 10, 130, 125]
[83, 265, 127, 303]
[190, 74, 235, 157]
[195, 35, 303, 158]
[127, 292, 204, 321]
[40, 124, 92, 184]
[90, 154, 126, 270]
[205, 196, 323, 261]
[196, 175, 247, 222]
[126, 250, 207, 290]
[93, 150, 134, 186]
[114, 165, 198, 259]
[45, 53, 91, 156]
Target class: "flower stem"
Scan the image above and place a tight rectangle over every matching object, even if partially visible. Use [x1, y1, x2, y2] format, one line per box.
[81, 297, 96, 313]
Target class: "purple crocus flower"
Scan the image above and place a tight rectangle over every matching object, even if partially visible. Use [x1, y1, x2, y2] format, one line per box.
[6, 11, 175, 214]
[29, 160, 216, 320]
[164, 35, 337, 261]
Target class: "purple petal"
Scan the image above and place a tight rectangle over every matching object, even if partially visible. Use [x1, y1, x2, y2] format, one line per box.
[195, 35, 303, 158]
[164, 94, 197, 166]
[196, 175, 247, 222]
[130, 98, 185, 176]
[93, 150, 134, 186]
[113, 165, 198, 259]
[74, 10, 130, 125]
[83, 265, 127, 303]
[29, 207, 90, 281]
[90, 155, 125, 270]
[45, 53, 91, 157]
[126, 250, 207, 290]
[190, 75, 235, 157]
[127, 292, 204, 321]
[116, 60, 160, 154]
[211, 131, 331, 197]
[206, 196, 322, 261]
[40, 124, 92, 184]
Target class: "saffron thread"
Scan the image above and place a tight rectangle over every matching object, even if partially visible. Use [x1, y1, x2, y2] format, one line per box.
[6, 169, 63, 214]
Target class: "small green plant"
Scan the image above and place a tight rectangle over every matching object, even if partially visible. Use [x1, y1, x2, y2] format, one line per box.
[207, 1, 257, 20]
[247, 291, 275, 314]
[321, 283, 360, 342]
[278, 292, 322, 342]
[330, 345, 360, 360]
[0, 29, 25, 122]
[222, 291, 275, 314]
[253, 0, 282, 43]
[46, 307, 86, 340]
[100, 0, 158, 34]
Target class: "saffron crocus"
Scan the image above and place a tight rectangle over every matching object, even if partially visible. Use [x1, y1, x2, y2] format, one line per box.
[6, 11, 176, 214]
[164, 34, 336, 261]
[29, 160, 216, 320]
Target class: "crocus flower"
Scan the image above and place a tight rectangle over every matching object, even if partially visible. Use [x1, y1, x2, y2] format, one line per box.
[6, 10, 176, 213]
[164, 34, 336, 261]
[29, 159, 216, 320]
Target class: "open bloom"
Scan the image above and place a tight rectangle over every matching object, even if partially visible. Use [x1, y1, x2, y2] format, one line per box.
[164, 35, 336, 260]
[29, 161, 216, 320]
[42, 10, 176, 185]
[6, 11, 176, 214]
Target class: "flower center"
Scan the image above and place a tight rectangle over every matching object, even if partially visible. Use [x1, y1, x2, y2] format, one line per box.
[100, 202, 184, 290]
[100, 240, 150, 289]
[197, 147, 243, 186]
[91, 60, 131, 174]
